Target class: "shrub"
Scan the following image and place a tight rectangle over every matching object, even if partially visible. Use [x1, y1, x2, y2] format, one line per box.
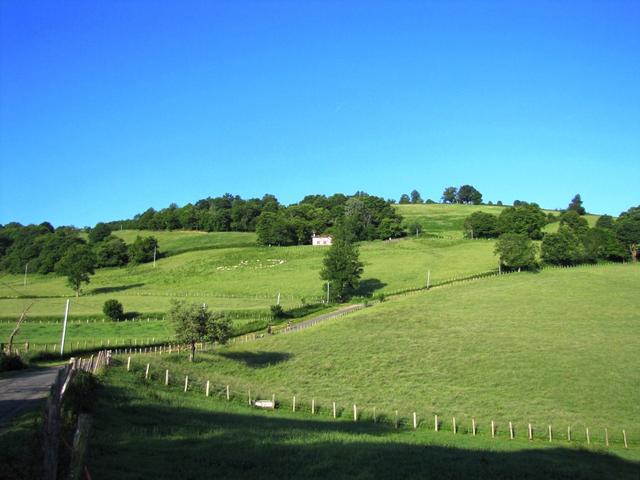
[270, 304, 286, 319]
[103, 299, 124, 321]
[376, 293, 386, 303]
[62, 371, 98, 414]
[0, 352, 27, 372]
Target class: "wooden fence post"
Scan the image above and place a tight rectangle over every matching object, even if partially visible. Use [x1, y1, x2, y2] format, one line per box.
[491, 421, 495, 438]
[605, 428, 609, 447]
[293, 396, 296, 412]
[226, 385, 230, 401]
[206, 380, 210, 397]
[453, 417, 457, 434]
[248, 390, 251, 406]
[373, 407, 377, 423]
[413, 412, 417, 429]
[435, 415, 439, 432]
[126, 356, 131, 371]
[333, 402, 336, 419]
[548, 425, 552, 442]
[567, 425, 571, 441]
[145, 364, 150, 379]
[165, 369, 169, 386]
[472, 418, 476, 436]
[67, 413, 93, 480]
[623, 430, 628, 449]
[184, 376, 189, 392]
[586, 428, 590, 445]
[312, 399, 315, 414]
[395, 410, 399, 429]
[353, 404, 357, 421]
[528, 423, 532, 440]
[43, 367, 68, 480]
[509, 422, 514, 440]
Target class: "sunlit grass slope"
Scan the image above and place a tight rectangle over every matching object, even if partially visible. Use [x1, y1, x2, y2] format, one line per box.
[134, 263, 640, 443]
[0, 236, 498, 318]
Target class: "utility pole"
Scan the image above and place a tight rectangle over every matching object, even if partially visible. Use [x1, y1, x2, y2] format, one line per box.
[60, 299, 70, 355]
[24, 262, 28, 287]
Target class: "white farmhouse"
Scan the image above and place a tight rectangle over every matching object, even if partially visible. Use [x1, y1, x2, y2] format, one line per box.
[312, 234, 333, 246]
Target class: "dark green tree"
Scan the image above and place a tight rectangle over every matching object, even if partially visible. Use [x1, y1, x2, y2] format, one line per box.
[55, 244, 96, 296]
[129, 236, 159, 264]
[456, 185, 482, 205]
[498, 204, 547, 239]
[410, 190, 423, 204]
[88, 222, 112, 243]
[541, 226, 585, 266]
[169, 301, 232, 361]
[378, 218, 404, 239]
[559, 210, 589, 235]
[441, 186, 457, 204]
[494, 233, 538, 271]
[582, 228, 628, 262]
[615, 206, 640, 260]
[103, 299, 124, 321]
[464, 212, 499, 238]
[567, 194, 586, 215]
[595, 214, 615, 230]
[320, 238, 364, 302]
[95, 237, 129, 267]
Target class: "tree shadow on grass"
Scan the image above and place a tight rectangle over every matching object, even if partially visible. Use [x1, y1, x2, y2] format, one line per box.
[87, 383, 640, 480]
[353, 278, 387, 297]
[91, 284, 145, 295]
[219, 351, 293, 368]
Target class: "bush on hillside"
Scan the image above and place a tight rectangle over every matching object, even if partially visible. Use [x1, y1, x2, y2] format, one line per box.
[103, 299, 124, 321]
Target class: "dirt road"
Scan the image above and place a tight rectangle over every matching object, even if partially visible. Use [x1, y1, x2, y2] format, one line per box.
[0, 367, 60, 425]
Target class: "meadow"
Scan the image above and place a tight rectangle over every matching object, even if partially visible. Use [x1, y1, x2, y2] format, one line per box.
[72, 365, 637, 479]
[121, 264, 640, 447]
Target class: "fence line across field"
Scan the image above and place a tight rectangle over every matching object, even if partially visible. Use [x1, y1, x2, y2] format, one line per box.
[121, 356, 634, 450]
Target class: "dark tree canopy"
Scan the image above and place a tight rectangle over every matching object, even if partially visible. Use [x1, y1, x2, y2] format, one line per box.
[88, 222, 113, 243]
[464, 212, 499, 238]
[582, 228, 628, 263]
[456, 185, 482, 205]
[170, 300, 232, 361]
[103, 299, 124, 321]
[615, 205, 640, 260]
[595, 214, 615, 230]
[567, 194, 586, 215]
[95, 237, 129, 267]
[410, 190, 423, 204]
[559, 210, 589, 235]
[129, 236, 159, 264]
[441, 187, 457, 204]
[541, 226, 585, 266]
[55, 244, 96, 296]
[320, 238, 364, 302]
[497, 204, 547, 240]
[494, 233, 538, 271]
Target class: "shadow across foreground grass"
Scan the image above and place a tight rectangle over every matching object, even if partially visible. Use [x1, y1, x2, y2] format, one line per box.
[87, 372, 640, 480]
[219, 351, 293, 368]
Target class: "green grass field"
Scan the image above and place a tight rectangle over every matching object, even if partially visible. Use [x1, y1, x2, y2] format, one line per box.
[121, 263, 640, 447]
[73, 366, 638, 479]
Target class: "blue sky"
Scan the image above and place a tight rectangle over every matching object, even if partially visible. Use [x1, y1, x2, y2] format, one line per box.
[1, 0, 638, 227]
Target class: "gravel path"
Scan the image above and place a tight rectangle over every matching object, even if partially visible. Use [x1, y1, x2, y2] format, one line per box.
[0, 367, 60, 426]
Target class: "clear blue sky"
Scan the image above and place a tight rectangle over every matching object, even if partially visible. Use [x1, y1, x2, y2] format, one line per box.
[1, 1, 638, 227]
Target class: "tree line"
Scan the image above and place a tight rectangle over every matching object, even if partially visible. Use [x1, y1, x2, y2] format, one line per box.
[472, 196, 639, 270]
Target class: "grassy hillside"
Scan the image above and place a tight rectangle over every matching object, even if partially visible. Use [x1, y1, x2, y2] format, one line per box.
[79, 366, 639, 479]
[0, 236, 498, 318]
[127, 263, 640, 444]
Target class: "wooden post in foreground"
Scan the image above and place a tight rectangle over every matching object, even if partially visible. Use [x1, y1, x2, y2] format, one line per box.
[145, 364, 150, 379]
[567, 425, 571, 441]
[184, 376, 189, 392]
[293, 396, 296, 412]
[67, 414, 93, 480]
[126, 356, 131, 371]
[548, 425, 552, 442]
[586, 428, 590, 445]
[472, 418, 476, 436]
[413, 412, 417, 429]
[226, 385, 230, 401]
[453, 417, 457, 434]
[491, 421, 495, 438]
[605, 428, 609, 447]
[206, 380, 210, 397]
[623, 430, 628, 449]
[165, 369, 169, 386]
[353, 404, 357, 422]
[312, 399, 315, 414]
[509, 422, 514, 440]
[333, 402, 336, 419]
[528, 423, 532, 440]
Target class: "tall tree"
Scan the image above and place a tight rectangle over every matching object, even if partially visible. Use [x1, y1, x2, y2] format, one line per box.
[464, 212, 499, 238]
[170, 301, 232, 361]
[541, 226, 586, 266]
[320, 238, 364, 302]
[410, 190, 423, 204]
[498, 204, 547, 240]
[55, 244, 96, 296]
[129, 236, 159, 264]
[567, 194, 586, 215]
[494, 233, 538, 271]
[398, 193, 410, 204]
[88, 222, 112, 243]
[441, 187, 457, 204]
[456, 185, 483, 205]
[615, 205, 640, 261]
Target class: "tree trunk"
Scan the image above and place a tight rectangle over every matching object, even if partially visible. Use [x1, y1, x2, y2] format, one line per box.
[631, 244, 638, 262]
[189, 341, 196, 362]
